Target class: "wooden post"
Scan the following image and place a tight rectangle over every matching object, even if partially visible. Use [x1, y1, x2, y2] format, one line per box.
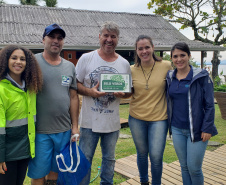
[201, 51, 204, 69]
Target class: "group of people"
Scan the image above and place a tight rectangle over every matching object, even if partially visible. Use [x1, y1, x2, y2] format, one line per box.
[129, 37, 217, 185]
[0, 20, 217, 185]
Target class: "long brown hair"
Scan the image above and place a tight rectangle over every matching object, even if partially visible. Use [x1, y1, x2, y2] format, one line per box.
[134, 35, 162, 67]
[0, 45, 42, 93]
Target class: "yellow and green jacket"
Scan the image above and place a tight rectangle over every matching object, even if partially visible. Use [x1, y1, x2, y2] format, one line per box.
[0, 79, 36, 162]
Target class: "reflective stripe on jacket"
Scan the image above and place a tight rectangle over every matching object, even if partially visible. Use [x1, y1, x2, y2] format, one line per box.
[0, 79, 36, 162]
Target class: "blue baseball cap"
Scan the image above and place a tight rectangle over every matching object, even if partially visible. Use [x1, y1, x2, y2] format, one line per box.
[43, 23, 66, 38]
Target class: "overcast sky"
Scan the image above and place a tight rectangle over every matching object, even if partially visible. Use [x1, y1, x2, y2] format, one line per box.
[5, 0, 226, 63]
[8, 0, 152, 14]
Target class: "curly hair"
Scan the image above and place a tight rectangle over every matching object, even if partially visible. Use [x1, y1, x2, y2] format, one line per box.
[0, 45, 43, 93]
[134, 35, 162, 67]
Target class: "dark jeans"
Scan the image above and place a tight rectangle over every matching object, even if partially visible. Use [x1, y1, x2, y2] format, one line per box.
[0, 158, 29, 185]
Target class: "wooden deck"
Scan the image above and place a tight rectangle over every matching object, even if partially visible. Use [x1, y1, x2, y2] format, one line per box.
[115, 144, 226, 185]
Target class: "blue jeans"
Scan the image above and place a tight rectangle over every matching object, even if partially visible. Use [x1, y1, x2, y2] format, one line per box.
[172, 126, 208, 185]
[79, 128, 119, 185]
[128, 115, 168, 185]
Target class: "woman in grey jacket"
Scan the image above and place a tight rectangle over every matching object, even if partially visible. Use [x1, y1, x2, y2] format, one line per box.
[166, 42, 218, 185]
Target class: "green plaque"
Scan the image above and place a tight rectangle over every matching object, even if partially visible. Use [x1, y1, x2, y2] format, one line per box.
[99, 73, 131, 92]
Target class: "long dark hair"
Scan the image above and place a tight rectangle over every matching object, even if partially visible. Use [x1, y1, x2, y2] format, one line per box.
[0, 45, 43, 93]
[134, 35, 162, 67]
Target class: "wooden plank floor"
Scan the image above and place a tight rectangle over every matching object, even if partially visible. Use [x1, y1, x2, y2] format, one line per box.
[115, 144, 226, 185]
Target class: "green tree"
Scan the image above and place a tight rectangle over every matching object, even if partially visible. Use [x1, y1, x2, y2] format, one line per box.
[163, 52, 171, 61]
[19, 0, 57, 7]
[148, 0, 226, 79]
[44, 0, 57, 7]
[0, 0, 5, 4]
[19, 0, 39, 5]
[155, 51, 172, 61]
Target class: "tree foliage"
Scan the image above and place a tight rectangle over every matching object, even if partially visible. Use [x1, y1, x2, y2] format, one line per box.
[19, 0, 40, 5]
[148, 0, 226, 45]
[19, 0, 57, 7]
[44, 0, 57, 7]
[0, 0, 5, 4]
[148, 0, 226, 78]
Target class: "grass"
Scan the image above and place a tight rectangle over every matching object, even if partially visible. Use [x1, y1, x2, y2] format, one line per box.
[119, 104, 130, 119]
[24, 104, 226, 185]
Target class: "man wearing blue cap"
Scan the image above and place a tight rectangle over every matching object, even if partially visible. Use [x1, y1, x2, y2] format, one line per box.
[27, 23, 79, 185]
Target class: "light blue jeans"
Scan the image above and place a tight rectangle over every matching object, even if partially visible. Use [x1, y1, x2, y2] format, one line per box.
[128, 115, 168, 185]
[79, 128, 119, 185]
[172, 126, 208, 185]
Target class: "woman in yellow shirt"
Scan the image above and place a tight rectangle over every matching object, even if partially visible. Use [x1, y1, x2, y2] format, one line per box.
[129, 35, 172, 185]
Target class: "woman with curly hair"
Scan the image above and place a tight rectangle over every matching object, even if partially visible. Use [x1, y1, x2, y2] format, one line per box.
[0, 45, 42, 185]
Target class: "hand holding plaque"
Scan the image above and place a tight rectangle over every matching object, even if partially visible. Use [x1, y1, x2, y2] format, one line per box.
[99, 74, 131, 93]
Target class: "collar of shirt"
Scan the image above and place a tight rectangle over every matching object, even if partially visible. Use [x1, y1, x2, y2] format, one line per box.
[172, 65, 193, 81]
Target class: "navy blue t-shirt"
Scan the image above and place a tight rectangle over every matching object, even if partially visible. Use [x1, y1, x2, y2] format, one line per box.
[169, 68, 193, 129]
